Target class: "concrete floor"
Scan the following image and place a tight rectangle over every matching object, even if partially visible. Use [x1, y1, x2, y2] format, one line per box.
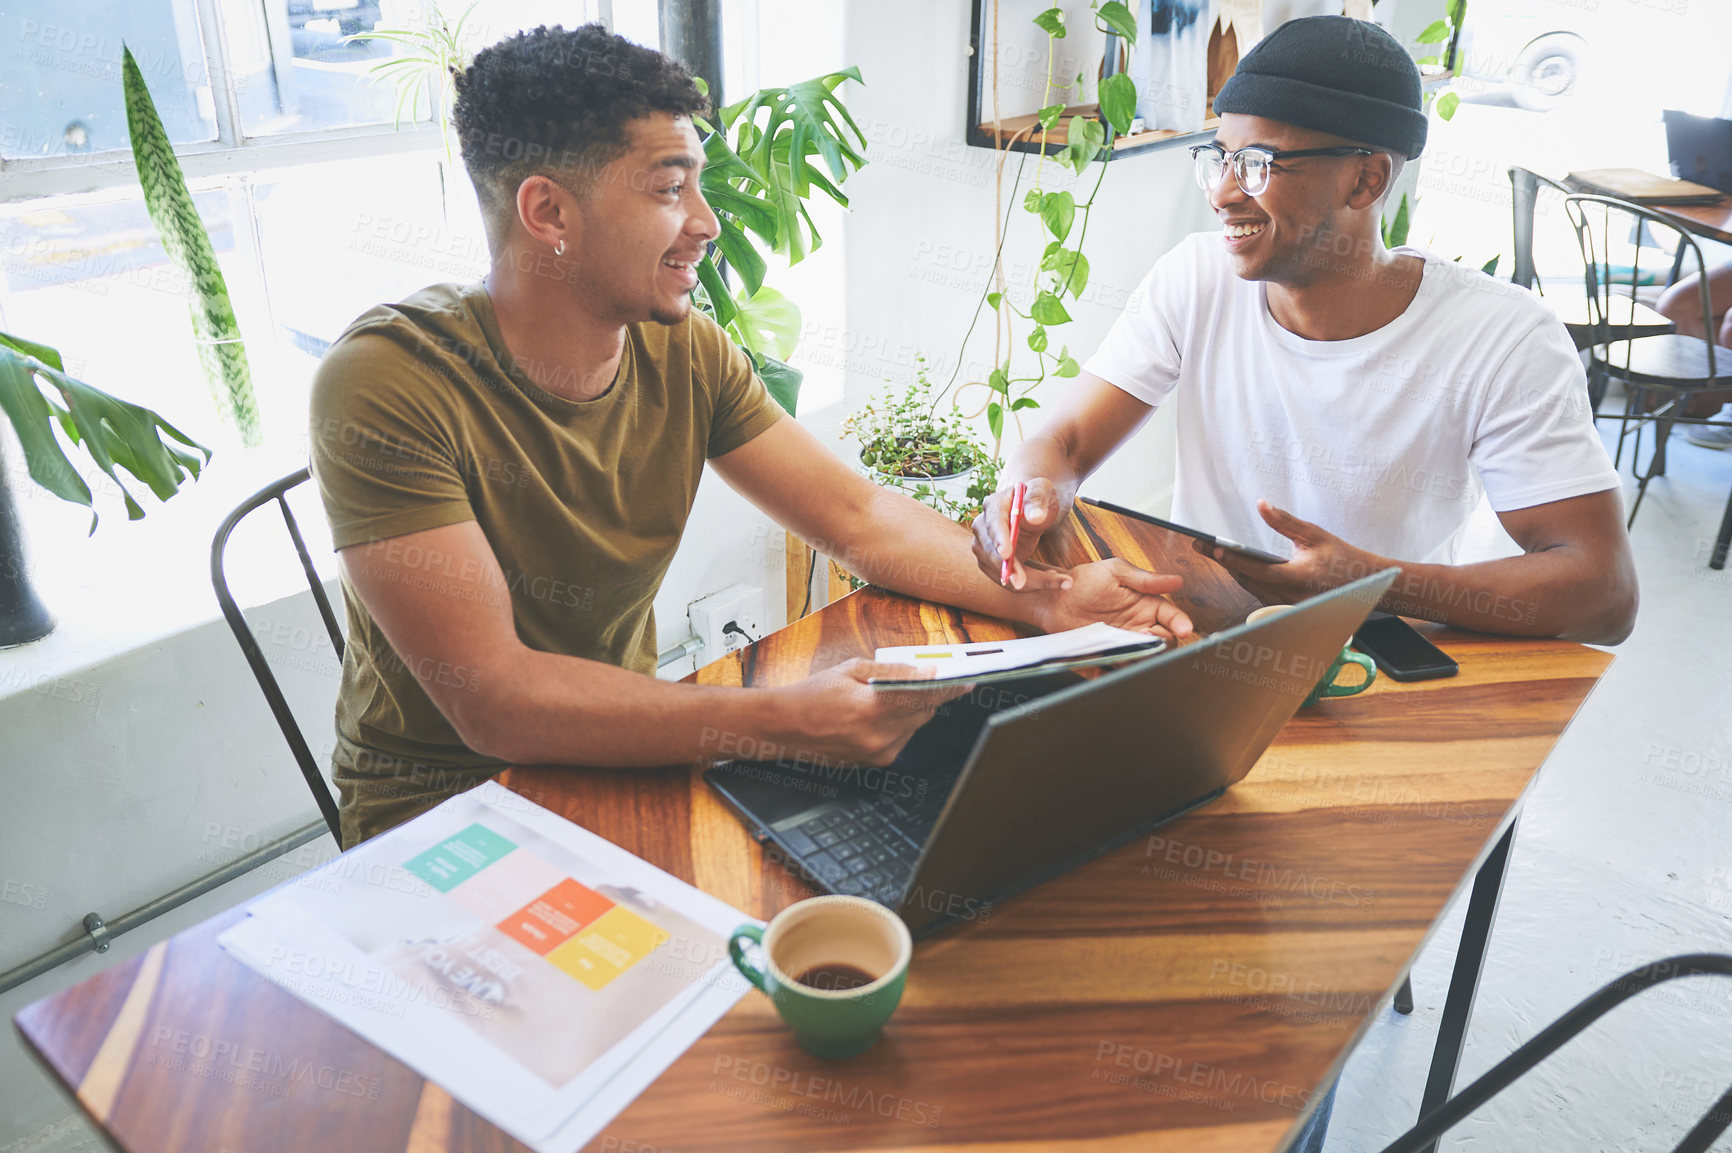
[1323, 411, 1732, 1153]
[3, 414, 1729, 1153]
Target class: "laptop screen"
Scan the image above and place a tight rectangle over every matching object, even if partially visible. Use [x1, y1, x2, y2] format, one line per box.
[1664, 109, 1732, 194]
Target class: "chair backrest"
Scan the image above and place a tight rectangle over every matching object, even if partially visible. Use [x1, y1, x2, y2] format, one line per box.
[1508, 166, 1572, 291]
[210, 467, 344, 843]
[1563, 193, 1715, 379]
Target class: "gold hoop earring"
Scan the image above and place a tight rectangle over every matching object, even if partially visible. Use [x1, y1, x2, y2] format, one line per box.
[554, 239, 566, 257]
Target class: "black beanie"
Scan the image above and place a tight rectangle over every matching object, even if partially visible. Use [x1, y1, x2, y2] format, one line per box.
[1213, 16, 1427, 159]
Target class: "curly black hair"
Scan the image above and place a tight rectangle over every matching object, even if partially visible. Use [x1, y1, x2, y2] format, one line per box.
[453, 24, 709, 249]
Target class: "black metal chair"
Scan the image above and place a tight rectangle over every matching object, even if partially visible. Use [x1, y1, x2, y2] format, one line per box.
[210, 468, 344, 843]
[1508, 167, 1673, 378]
[1565, 194, 1732, 528]
[1374, 953, 1732, 1153]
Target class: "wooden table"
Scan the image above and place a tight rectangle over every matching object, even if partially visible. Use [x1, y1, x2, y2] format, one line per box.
[1650, 197, 1732, 247]
[15, 507, 1614, 1153]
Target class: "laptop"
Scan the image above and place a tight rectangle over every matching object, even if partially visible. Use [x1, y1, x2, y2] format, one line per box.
[705, 567, 1400, 937]
[1664, 109, 1732, 196]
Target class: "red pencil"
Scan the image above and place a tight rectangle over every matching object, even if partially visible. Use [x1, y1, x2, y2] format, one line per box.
[1001, 482, 1027, 586]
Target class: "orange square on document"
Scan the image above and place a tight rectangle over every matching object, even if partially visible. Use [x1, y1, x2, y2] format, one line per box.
[496, 878, 615, 955]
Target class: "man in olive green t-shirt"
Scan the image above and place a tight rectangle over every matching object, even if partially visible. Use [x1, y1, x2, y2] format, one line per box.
[310, 24, 1194, 847]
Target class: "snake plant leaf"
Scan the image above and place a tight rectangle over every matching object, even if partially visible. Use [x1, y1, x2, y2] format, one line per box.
[0, 338, 209, 532]
[123, 44, 261, 446]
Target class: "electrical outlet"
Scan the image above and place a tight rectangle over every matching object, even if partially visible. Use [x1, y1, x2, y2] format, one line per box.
[688, 583, 766, 661]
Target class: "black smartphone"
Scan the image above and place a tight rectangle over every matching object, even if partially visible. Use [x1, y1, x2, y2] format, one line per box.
[1352, 612, 1459, 682]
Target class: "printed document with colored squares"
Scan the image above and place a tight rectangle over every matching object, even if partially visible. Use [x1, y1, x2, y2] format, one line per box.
[217, 781, 755, 1151]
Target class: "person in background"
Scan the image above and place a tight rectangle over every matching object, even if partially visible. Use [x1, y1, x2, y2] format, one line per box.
[1655, 264, 1732, 449]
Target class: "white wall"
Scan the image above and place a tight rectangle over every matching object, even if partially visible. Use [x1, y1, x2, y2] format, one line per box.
[839, 1, 1216, 512]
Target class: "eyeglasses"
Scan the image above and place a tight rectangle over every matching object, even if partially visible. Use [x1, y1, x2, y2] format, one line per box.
[1190, 143, 1374, 197]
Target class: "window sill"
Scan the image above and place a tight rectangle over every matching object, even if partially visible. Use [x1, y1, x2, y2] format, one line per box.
[0, 438, 334, 700]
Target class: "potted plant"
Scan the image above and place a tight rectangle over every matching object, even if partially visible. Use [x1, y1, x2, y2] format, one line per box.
[843, 360, 999, 527]
[0, 333, 211, 646]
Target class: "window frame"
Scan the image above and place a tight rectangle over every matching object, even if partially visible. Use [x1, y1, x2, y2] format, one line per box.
[0, 0, 617, 204]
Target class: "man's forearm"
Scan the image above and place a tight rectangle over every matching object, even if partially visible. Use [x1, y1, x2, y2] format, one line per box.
[449, 647, 785, 767]
[1006, 430, 1085, 502]
[1372, 551, 1635, 643]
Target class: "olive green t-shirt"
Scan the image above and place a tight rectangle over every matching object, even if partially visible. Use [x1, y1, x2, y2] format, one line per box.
[309, 282, 782, 846]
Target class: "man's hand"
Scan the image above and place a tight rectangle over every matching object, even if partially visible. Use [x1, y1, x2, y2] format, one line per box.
[764, 660, 966, 766]
[1202, 500, 1386, 605]
[1038, 558, 1194, 640]
[972, 478, 1074, 590]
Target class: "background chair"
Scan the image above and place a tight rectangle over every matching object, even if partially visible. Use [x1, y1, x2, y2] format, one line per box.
[1374, 953, 1732, 1153]
[210, 467, 344, 843]
[1509, 167, 1674, 395]
[1565, 194, 1732, 527]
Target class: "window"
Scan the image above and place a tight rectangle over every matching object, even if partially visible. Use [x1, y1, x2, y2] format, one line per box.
[0, 0, 605, 459]
[0, 0, 606, 200]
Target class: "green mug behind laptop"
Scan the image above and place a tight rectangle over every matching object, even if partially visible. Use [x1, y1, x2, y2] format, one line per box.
[1246, 604, 1377, 706]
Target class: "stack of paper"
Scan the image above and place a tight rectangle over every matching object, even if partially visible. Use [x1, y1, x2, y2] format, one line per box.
[218, 782, 755, 1151]
[871, 621, 1165, 686]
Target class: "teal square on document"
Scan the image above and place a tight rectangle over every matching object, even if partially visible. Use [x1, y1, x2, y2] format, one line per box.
[403, 822, 518, 892]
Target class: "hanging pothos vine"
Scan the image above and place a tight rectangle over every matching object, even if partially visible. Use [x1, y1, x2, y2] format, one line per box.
[943, 0, 1140, 465]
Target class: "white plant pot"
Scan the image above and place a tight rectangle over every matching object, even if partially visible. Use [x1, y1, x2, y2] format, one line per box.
[856, 449, 977, 505]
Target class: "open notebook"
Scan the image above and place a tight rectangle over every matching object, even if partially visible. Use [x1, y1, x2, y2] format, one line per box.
[869, 622, 1166, 688]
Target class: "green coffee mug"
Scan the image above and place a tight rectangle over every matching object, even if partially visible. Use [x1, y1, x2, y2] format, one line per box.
[1246, 604, 1377, 707]
[729, 895, 912, 1059]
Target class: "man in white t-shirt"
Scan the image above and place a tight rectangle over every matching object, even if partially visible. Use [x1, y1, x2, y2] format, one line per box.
[973, 15, 1637, 645]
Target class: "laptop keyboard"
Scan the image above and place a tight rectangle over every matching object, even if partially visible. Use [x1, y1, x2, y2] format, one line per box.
[775, 794, 939, 905]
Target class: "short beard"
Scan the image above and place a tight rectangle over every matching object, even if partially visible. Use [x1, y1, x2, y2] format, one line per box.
[650, 298, 690, 326]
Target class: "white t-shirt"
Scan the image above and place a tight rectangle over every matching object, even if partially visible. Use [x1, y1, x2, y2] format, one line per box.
[1085, 233, 1620, 564]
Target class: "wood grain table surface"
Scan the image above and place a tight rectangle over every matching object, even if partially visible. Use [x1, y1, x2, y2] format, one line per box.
[1650, 197, 1732, 247]
[1559, 174, 1732, 246]
[16, 506, 1614, 1153]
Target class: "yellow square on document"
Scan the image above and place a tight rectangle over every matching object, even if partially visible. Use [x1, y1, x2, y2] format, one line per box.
[546, 906, 669, 990]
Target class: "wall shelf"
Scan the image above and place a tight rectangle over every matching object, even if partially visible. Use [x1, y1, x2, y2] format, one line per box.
[965, 1, 1222, 163]
[967, 101, 1219, 160]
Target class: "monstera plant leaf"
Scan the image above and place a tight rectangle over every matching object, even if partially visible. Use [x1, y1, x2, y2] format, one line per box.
[730, 285, 802, 363]
[0, 332, 210, 531]
[751, 352, 803, 419]
[690, 67, 869, 422]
